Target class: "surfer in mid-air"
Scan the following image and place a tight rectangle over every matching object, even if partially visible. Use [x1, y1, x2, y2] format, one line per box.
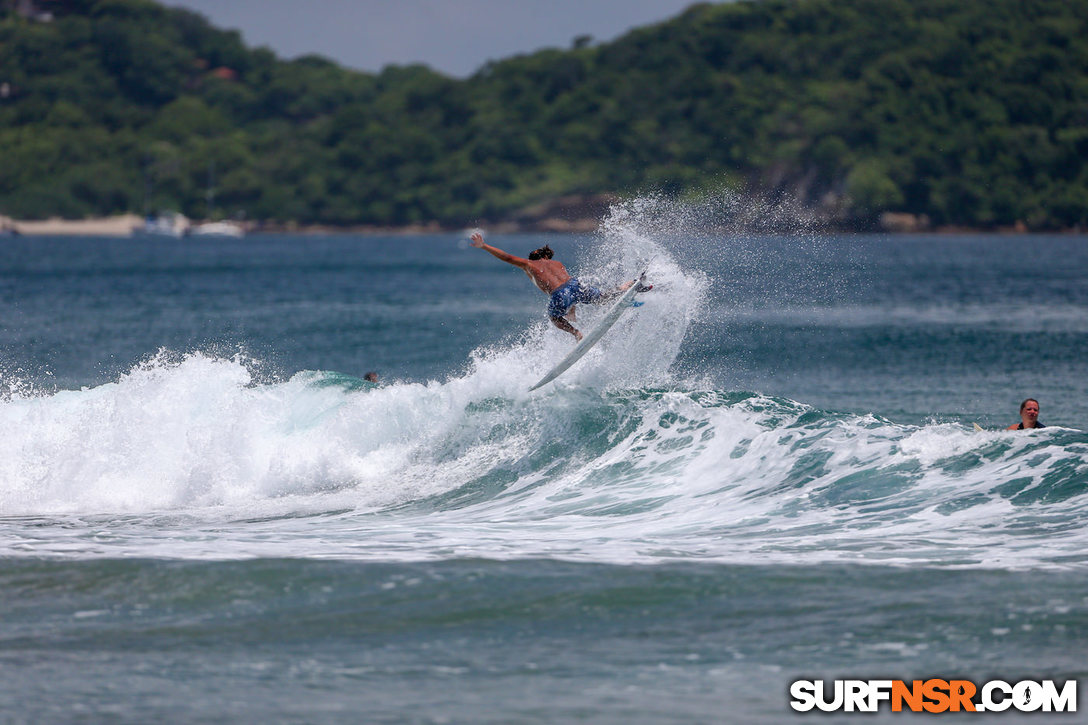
[470, 231, 649, 341]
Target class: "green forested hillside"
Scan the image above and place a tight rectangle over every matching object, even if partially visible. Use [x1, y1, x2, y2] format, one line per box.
[2, 0, 1086, 229]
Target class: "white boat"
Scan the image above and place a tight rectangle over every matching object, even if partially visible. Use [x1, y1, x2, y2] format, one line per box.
[191, 220, 245, 237]
[190, 161, 245, 237]
[135, 212, 189, 238]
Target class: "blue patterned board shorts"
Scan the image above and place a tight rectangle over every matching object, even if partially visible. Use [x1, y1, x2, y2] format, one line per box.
[547, 279, 601, 319]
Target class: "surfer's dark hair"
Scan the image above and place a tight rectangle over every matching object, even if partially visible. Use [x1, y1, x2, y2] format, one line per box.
[528, 246, 553, 260]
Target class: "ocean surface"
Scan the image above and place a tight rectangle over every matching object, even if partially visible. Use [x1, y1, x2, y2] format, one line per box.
[1, 200, 1086, 723]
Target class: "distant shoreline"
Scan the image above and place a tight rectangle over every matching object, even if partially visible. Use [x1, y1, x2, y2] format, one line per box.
[0, 216, 573, 237]
[1, 213, 1083, 237]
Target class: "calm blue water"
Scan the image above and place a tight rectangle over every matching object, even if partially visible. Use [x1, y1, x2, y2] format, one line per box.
[1, 201, 1086, 723]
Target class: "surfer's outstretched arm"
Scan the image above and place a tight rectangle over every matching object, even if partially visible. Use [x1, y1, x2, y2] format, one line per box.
[470, 232, 529, 270]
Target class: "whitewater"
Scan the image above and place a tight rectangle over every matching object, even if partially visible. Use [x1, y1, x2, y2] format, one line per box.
[3, 350, 1086, 569]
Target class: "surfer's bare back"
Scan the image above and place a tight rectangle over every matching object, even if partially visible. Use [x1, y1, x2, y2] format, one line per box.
[469, 231, 641, 341]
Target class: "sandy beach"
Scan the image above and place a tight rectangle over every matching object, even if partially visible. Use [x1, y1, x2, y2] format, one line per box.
[1, 214, 145, 236]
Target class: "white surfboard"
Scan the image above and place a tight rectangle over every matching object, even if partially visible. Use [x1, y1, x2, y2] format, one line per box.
[528, 274, 647, 391]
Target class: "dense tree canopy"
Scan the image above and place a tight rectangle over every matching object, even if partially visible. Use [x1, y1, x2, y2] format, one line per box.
[1, 0, 1086, 229]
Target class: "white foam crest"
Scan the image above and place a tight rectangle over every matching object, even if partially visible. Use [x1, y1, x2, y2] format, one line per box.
[0, 362, 54, 402]
[0, 352, 489, 515]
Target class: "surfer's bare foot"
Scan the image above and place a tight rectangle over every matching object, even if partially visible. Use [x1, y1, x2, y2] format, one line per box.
[574, 330, 583, 342]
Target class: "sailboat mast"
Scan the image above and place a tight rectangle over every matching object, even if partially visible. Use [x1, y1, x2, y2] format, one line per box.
[205, 160, 216, 220]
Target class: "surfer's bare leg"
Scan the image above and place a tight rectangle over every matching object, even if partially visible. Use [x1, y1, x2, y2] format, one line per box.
[550, 315, 582, 341]
[601, 276, 652, 302]
[596, 280, 634, 303]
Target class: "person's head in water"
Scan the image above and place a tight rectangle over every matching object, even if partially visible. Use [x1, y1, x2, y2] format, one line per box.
[1020, 398, 1040, 426]
[1007, 398, 1044, 429]
[528, 246, 553, 261]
